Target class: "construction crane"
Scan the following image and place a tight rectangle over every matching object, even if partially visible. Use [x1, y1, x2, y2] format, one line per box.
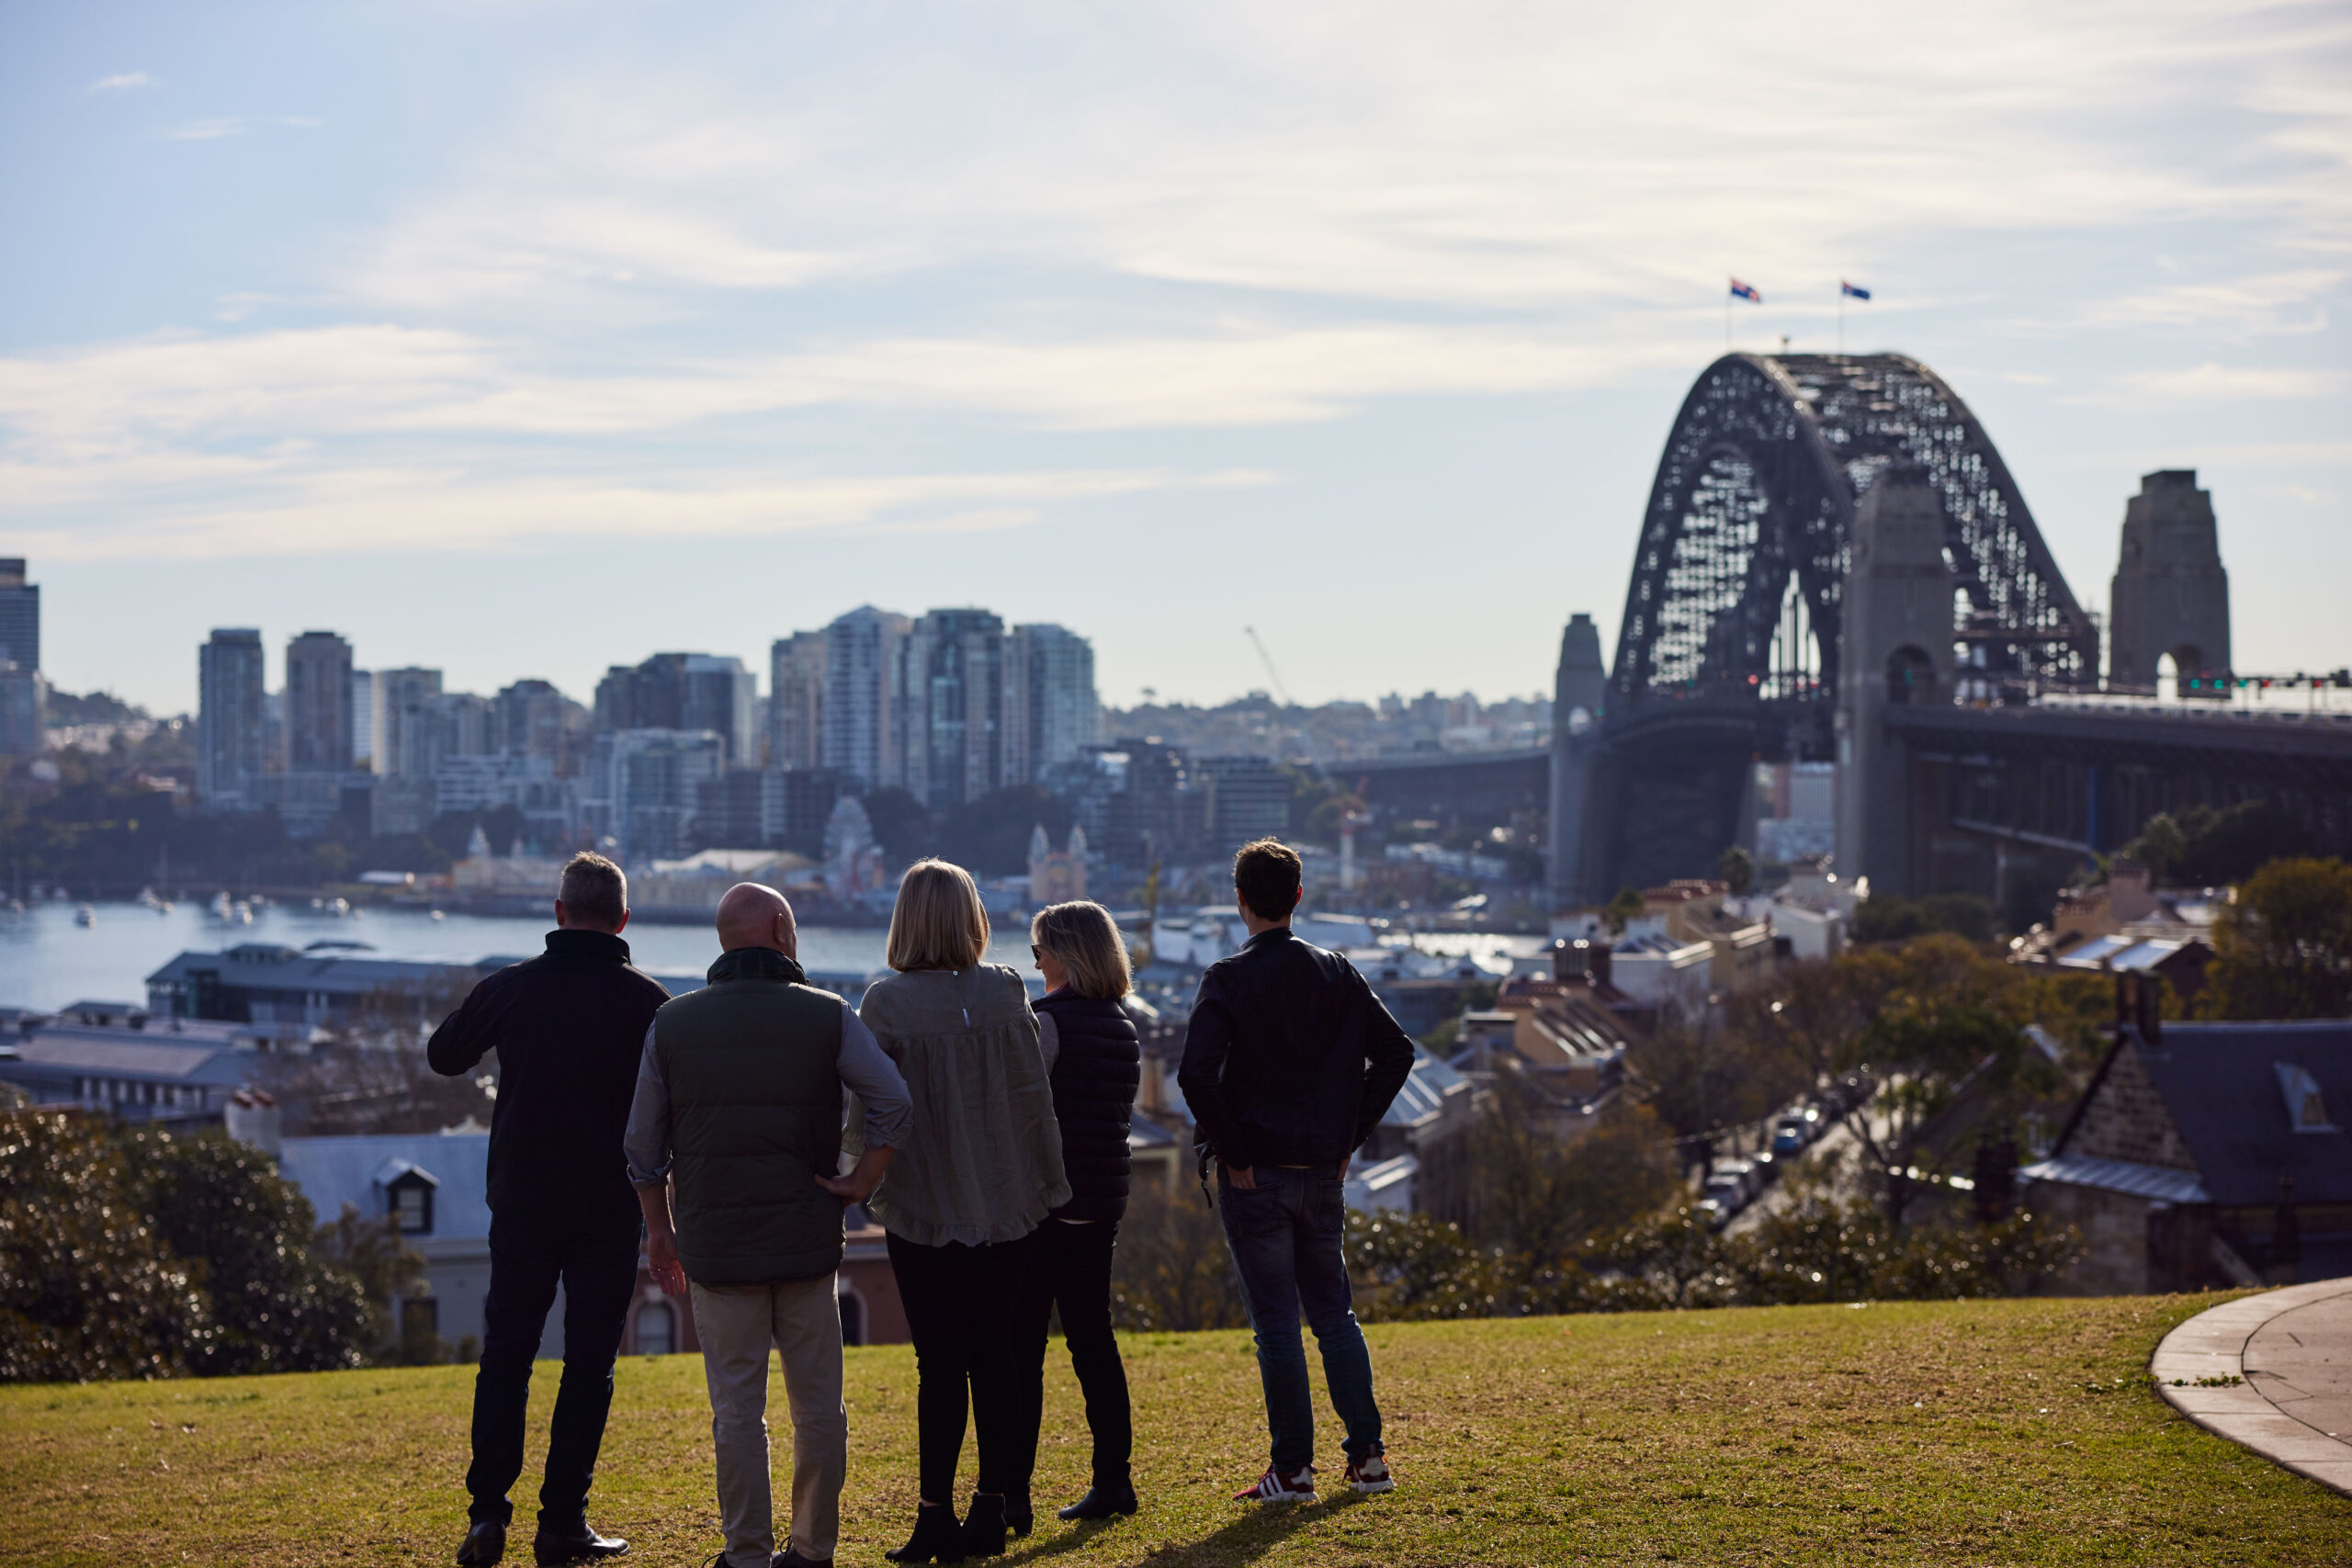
[1243, 626, 1295, 707]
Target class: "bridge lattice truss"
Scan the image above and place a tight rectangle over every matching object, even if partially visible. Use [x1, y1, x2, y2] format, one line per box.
[1611, 354, 2097, 705]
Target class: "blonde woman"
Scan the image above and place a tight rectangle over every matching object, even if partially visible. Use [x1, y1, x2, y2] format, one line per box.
[858, 860, 1069, 1562]
[1027, 900, 1143, 1524]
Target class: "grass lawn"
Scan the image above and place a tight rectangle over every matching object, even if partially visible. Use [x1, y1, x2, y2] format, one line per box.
[5, 1293, 2348, 1566]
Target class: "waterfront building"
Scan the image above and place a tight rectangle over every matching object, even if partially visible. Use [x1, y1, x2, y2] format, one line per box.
[285, 631, 355, 773]
[493, 679, 584, 773]
[768, 632, 828, 770]
[823, 606, 911, 789]
[1027, 823, 1089, 904]
[0, 558, 40, 673]
[198, 628, 267, 806]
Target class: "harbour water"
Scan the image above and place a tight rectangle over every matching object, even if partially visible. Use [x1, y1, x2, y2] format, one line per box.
[4, 897, 1544, 1014]
[0, 899, 1026, 1011]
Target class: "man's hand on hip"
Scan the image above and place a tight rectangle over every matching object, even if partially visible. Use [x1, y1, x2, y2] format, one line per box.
[1224, 1162, 1257, 1190]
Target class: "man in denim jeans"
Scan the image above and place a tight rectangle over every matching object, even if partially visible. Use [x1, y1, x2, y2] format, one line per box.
[1177, 839, 1416, 1503]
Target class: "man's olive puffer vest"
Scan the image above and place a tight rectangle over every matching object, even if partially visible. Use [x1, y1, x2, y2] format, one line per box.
[654, 946, 843, 1284]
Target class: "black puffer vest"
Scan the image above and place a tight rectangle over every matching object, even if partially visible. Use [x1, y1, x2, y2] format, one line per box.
[1035, 991, 1142, 1224]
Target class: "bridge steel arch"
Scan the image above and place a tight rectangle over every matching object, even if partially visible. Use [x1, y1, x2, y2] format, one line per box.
[1571, 353, 2098, 902]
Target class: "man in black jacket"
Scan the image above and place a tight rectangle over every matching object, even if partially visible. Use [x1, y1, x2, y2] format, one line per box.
[428, 852, 670, 1566]
[1177, 839, 1414, 1506]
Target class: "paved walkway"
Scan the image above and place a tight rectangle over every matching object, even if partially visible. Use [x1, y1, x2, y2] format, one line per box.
[2152, 1276, 2352, 1496]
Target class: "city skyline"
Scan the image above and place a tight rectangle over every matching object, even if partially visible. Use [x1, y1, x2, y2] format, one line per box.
[6, 3, 2348, 714]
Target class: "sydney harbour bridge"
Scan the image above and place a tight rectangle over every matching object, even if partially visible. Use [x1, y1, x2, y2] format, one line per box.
[1346, 351, 2352, 912]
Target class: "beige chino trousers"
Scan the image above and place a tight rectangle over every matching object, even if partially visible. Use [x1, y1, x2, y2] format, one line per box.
[689, 1275, 847, 1567]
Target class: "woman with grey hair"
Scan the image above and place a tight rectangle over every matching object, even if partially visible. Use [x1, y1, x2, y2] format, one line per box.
[1027, 899, 1144, 1522]
[859, 859, 1069, 1562]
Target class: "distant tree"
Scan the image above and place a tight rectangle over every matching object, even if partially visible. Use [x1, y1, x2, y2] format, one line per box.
[1603, 886, 1645, 934]
[2201, 856, 2352, 1021]
[857, 788, 938, 869]
[0, 1111, 214, 1383]
[2119, 801, 2312, 888]
[936, 784, 1071, 876]
[313, 1201, 429, 1360]
[1849, 892, 1995, 944]
[1461, 1083, 1679, 1259]
[1628, 1018, 1806, 1146]
[1717, 845, 1756, 897]
[1108, 1181, 1247, 1332]
[1346, 1209, 1511, 1321]
[132, 1130, 376, 1376]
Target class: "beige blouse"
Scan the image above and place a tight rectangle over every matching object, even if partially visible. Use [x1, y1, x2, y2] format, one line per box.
[853, 964, 1071, 1247]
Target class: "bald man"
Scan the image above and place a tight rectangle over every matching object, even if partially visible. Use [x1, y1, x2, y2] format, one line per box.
[622, 883, 910, 1568]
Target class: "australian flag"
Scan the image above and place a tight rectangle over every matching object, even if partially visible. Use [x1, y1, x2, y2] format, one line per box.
[1841, 279, 1871, 299]
[1728, 278, 1761, 302]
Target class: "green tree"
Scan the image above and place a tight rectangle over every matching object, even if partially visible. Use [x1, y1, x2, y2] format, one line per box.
[1603, 886, 1645, 934]
[1109, 1181, 1247, 1332]
[1717, 845, 1756, 896]
[0, 1112, 214, 1382]
[2201, 856, 2352, 1020]
[133, 1130, 376, 1376]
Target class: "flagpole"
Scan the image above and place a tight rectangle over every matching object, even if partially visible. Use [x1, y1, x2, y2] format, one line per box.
[1838, 284, 1845, 355]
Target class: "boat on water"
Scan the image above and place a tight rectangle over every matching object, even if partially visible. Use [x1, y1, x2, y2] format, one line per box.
[74, 905, 96, 928]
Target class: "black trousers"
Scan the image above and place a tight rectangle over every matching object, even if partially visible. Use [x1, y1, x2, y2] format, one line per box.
[887, 1227, 1052, 1506]
[467, 1209, 640, 1528]
[1042, 1219, 1133, 1487]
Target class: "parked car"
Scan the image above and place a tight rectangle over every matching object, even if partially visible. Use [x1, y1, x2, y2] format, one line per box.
[1771, 1120, 1809, 1156]
[1698, 1179, 1745, 1228]
[1710, 1156, 1762, 1203]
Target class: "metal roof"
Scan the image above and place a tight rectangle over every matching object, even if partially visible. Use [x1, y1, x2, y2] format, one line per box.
[2092, 1021, 2352, 1207]
[278, 1132, 493, 1241]
[2020, 1154, 2209, 1204]
[6, 1034, 249, 1082]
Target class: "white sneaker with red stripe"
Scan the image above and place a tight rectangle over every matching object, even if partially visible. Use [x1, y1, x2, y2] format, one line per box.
[1233, 1463, 1316, 1503]
[1346, 1453, 1393, 1495]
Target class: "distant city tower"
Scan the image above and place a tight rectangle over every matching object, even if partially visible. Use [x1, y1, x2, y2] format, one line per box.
[1546, 612, 1608, 909]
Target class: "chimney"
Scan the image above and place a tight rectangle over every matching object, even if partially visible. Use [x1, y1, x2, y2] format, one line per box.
[2114, 971, 2162, 1046]
[1589, 941, 1612, 988]
[224, 1087, 281, 1157]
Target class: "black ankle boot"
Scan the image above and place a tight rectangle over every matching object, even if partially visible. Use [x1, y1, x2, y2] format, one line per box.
[959, 1493, 1009, 1559]
[884, 1503, 965, 1564]
[1057, 1480, 1138, 1520]
[1005, 1489, 1033, 1540]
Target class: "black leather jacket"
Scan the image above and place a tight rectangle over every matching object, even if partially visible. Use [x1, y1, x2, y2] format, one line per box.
[1176, 927, 1416, 1171]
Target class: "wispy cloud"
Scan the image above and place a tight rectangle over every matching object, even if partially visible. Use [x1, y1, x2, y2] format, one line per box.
[89, 72, 152, 92]
[165, 115, 322, 141]
[2075, 362, 2351, 409]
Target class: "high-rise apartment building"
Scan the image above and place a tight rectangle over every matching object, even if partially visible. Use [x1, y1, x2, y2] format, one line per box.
[768, 632, 828, 770]
[583, 728, 727, 863]
[494, 679, 582, 771]
[823, 607, 910, 789]
[285, 631, 355, 773]
[0, 559, 40, 674]
[198, 629, 267, 804]
[899, 608, 1007, 815]
[379, 668, 446, 778]
[0, 667, 47, 758]
[595, 653, 758, 763]
[1197, 754, 1293, 861]
[1011, 623, 1099, 784]
[350, 670, 384, 772]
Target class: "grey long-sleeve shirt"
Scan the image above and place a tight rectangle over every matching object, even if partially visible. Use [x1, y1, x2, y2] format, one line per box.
[624, 1000, 911, 1189]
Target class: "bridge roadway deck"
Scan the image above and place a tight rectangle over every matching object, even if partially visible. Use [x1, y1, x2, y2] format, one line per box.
[1883, 699, 2352, 769]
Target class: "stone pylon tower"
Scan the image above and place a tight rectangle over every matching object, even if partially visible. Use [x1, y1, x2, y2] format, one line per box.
[2108, 469, 2231, 695]
[1546, 612, 1609, 910]
[1835, 468, 1957, 897]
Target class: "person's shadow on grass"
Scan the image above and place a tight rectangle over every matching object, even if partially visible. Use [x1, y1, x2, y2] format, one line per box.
[1004, 1493, 1362, 1568]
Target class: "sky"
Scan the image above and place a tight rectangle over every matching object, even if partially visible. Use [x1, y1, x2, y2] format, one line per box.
[2, 0, 2347, 716]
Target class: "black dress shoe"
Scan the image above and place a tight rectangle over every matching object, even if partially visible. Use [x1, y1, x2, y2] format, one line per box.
[883, 1502, 965, 1563]
[458, 1519, 506, 1566]
[532, 1520, 628, 1564]
[1057, 1482, 1138, 1521]
[773, 1549, 834, 1568]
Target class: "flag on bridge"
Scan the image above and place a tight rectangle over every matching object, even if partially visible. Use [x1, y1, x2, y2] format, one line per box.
[1841, 280, 1871, 299]
[1729, 278, 1761, 302]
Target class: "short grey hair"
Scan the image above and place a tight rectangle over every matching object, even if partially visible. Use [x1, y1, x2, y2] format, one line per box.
[559, 852, 628, 931]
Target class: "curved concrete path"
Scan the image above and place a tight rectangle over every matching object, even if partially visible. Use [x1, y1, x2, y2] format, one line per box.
[2152, 1277, 2352, 1496]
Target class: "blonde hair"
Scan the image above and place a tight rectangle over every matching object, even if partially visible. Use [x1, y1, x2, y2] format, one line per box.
[1030, 900, 1133, 1001]
[887, 859, 991, 972]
